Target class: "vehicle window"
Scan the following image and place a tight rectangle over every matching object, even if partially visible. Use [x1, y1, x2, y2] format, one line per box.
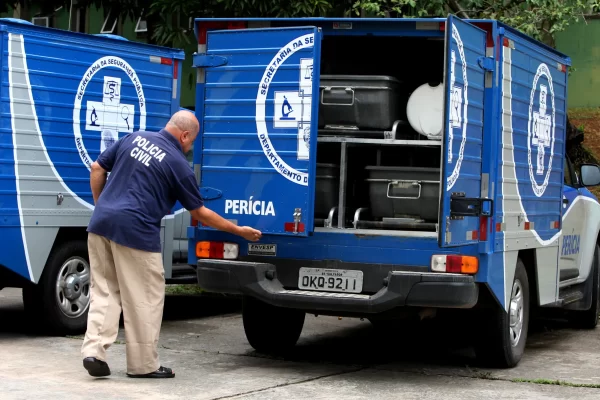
[564, 158, 573, 186]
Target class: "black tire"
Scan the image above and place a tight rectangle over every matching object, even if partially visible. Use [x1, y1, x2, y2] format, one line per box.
[568, 244, 600, 329]
[242, 295, 305, 354]
[22, 240, 90, 335]
[474, 258, 530, 368]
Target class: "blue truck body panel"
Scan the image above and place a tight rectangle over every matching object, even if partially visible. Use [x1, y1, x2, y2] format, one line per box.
[0, 19, 184, 282]
[199, 27, 322, 236]
[191, 17, 577, 312]
[440, 16, 486, 247]
[497, 27, 567, 246]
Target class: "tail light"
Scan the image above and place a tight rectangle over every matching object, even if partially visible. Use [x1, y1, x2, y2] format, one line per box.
[431, 255, 478, 274]
[196, 241, 239, 259]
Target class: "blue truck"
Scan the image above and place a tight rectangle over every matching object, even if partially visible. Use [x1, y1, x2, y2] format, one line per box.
[190, 16, 600, 368]
[0, 18, 190, 333]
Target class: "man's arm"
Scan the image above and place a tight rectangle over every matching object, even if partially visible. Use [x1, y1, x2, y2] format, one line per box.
[173, 168, 261, 241]
[89, 134, 126, 204]
[190, 206, 261, 241]
[90, 161, 108, 204]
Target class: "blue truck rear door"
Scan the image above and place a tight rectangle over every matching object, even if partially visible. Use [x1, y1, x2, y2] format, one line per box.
[195, 26, 322, 236]
[439, 16, 489, 247]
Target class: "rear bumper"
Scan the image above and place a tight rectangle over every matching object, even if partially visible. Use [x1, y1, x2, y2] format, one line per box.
[196, 259, 479, 314]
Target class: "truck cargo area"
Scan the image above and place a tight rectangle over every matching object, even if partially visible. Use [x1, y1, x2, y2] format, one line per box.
[196, 17, 485, 245]
[314, 35, 444, 233]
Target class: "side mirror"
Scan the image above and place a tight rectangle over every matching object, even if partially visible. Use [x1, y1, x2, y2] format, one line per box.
[580, 164, 600, 187]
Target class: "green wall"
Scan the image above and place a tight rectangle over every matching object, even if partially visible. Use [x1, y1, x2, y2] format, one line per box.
[556, 18, 600, 109]
[179, 42, 198, 109]
[87, 7, 104, 35]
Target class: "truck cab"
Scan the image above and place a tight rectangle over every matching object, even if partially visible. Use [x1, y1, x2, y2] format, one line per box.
[189, 16, 600, 368]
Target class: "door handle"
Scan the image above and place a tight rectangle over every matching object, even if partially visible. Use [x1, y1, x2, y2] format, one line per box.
[563, 198, 569, 204]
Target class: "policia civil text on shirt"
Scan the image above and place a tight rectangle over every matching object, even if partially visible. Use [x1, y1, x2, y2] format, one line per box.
[80, 110, 262, 379]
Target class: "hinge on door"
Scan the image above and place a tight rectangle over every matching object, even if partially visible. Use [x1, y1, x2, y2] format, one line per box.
[450, 193, 494, 218]
[192, 54, 228, 68]
[477, 56, 495, 72]
[199, 187, 223, 200]
[293, 208, 302, 234]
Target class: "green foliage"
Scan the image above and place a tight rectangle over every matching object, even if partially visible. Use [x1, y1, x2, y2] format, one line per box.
[216, 0, 336, 17]
[145, 0, 351, 47]
[7, 0, 599, 49]
[351, 0, 600, 46]
[148, 0, 200, 48]
[144, 0, 600, 48]
[78, 0, 145, 22]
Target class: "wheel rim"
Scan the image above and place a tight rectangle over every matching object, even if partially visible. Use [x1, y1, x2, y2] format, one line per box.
[509, 279, 524, 347]
[55, 256, 90, 318]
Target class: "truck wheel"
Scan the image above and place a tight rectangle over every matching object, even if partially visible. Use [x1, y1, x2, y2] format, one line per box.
[568, 244, 600, 329]
[474, 258, 530, 368]
[22, 240, 90, 335]
[242, 295, 305, 354]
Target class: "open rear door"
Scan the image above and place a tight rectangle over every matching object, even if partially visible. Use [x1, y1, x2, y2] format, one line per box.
[196, 26, 322, 236]
[439, 15, 489, 247]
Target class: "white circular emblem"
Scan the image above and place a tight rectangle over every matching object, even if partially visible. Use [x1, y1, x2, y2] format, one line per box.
[446, 24, 469, 191]
[256, 34, 314, 186]
[73, 56, 147, 171]
[527, 63, 555, 197]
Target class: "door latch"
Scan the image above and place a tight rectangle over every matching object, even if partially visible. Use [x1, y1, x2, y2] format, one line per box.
[450, 193, 494, 218]
[293, 208, 302, 234]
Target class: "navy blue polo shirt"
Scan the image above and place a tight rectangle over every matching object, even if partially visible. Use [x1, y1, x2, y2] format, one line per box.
[87, 129, 204, 253]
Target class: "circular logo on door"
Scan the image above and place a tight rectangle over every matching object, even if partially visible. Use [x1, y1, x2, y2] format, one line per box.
[256, 34, 315, 186]
[73, 56, 147, 174]
[527, 63, 555, 197]
[446, 24, 469, 191]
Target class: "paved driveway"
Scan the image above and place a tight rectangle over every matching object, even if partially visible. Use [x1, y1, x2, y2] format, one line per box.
[1, 287, 600, 399]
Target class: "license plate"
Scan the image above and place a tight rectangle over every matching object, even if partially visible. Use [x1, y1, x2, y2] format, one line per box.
[298, 268, 363, 293]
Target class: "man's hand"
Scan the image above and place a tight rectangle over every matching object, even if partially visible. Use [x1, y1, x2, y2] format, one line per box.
[238, 226, 262, 242]
[190, 206, 262, 241]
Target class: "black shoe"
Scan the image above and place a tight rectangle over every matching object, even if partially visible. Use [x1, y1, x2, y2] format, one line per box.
[83, 357, 111, 377]
[127, 366, 175, 379]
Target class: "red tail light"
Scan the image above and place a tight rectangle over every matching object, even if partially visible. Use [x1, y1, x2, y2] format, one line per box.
[431, 255, 479, 274]
[196, 241, 239, 259]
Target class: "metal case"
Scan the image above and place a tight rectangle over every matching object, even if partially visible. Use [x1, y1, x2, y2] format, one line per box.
[318, 75, 402, 131]
[365, 166, 440, 221]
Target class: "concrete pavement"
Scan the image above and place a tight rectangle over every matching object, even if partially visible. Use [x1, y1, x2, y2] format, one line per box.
[1, 287, 600, 399]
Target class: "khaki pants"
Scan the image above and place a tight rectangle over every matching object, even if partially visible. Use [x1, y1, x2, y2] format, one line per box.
[81, 232, 165, 375]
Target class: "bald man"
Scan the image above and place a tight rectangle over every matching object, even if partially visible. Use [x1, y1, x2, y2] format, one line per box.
[81, 110, 261, 379]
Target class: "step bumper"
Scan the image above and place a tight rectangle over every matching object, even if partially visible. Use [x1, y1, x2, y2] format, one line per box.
[196, 259, 479, 314]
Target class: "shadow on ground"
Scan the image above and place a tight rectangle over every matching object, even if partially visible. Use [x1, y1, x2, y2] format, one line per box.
[273, 313, 579, 368]
[0, 289, 590, 371]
